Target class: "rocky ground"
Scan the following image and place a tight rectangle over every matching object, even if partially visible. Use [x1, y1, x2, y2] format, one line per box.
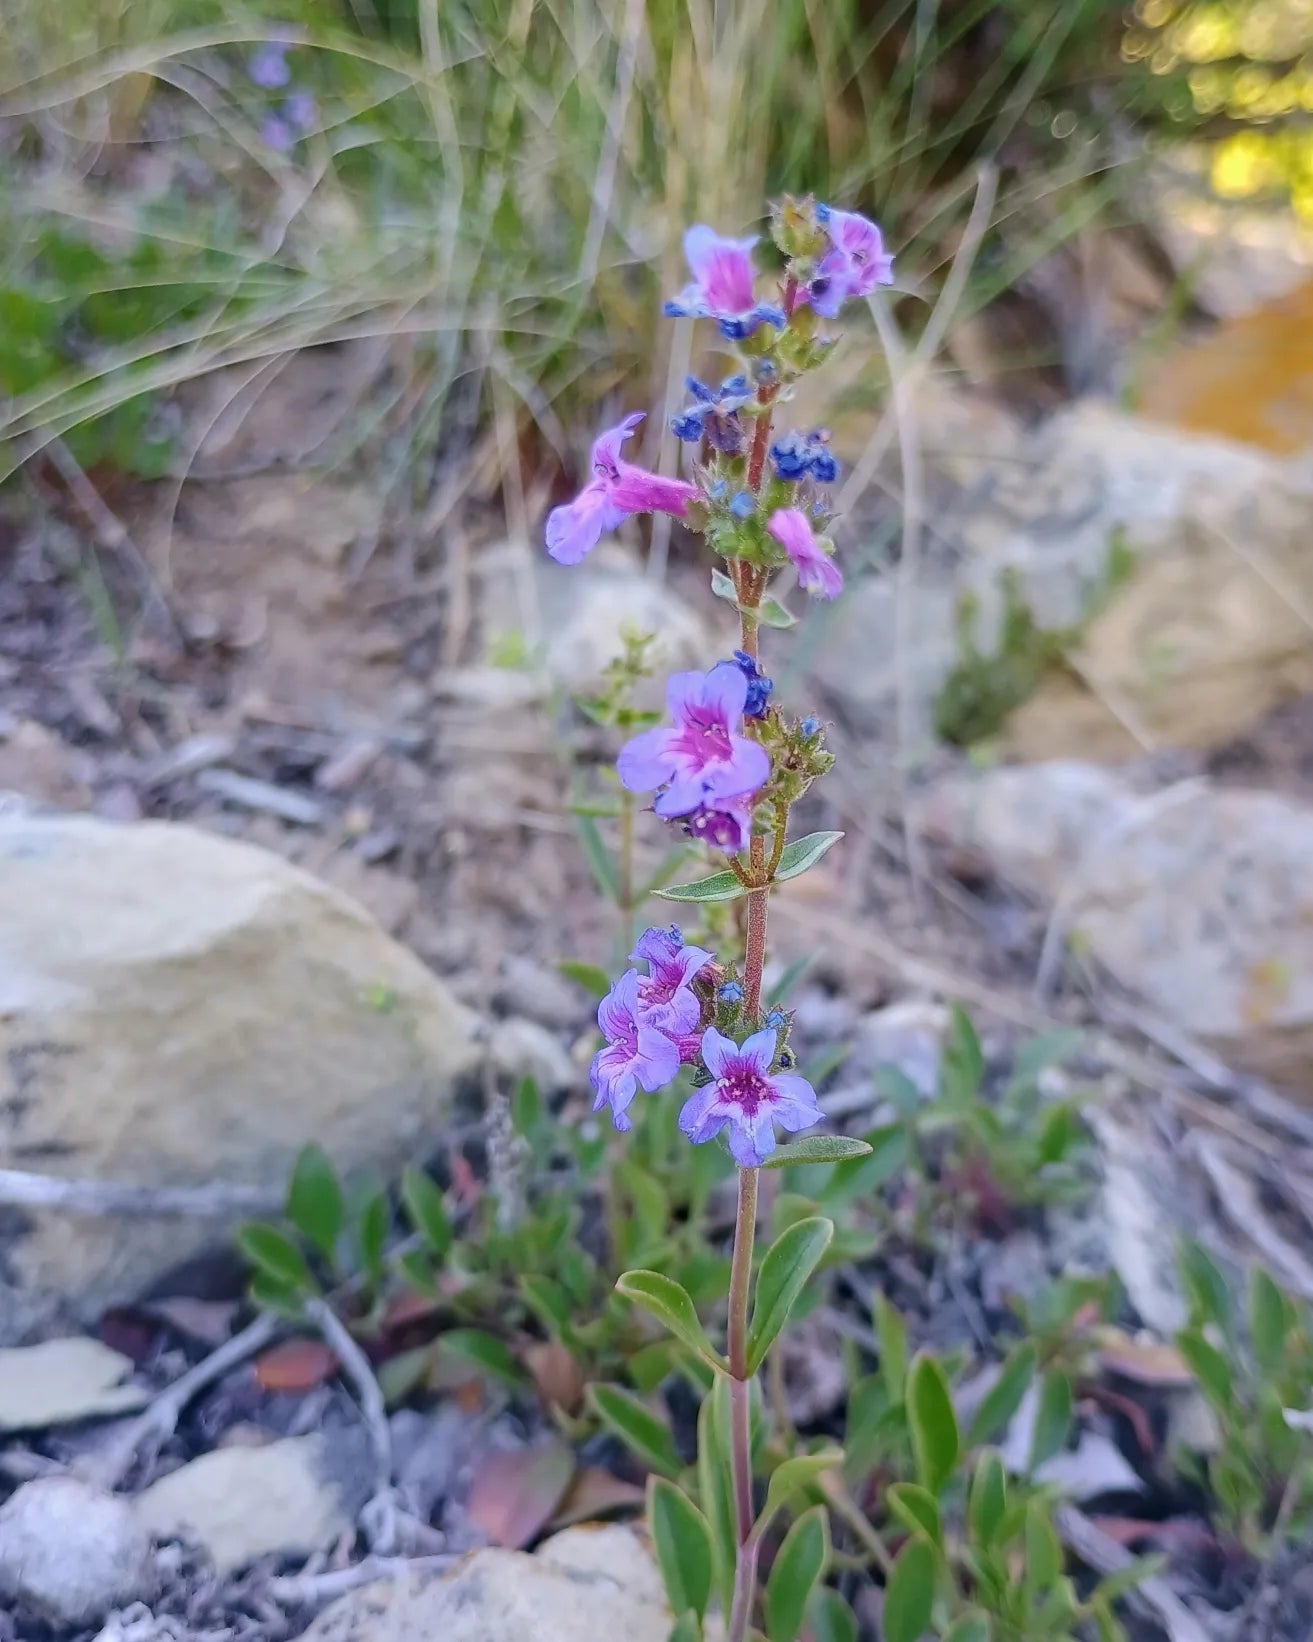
[5, 286, 1313, 1639]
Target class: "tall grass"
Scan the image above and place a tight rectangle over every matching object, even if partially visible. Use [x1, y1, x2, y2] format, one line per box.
[0, 0, 1140, 489]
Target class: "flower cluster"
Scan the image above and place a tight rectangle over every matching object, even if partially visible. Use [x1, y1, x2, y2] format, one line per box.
[671, 375, 751, 450]
[769, 429, 839, 485]
[591, 927, 820, 1166]
[248, 43, 316, 151]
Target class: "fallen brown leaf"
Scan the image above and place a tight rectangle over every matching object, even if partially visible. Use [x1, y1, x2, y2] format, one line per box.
[549, 1466, 645, 1529]
[1095, 1327, 1193, 1388]
[467, 1442, 576, 1549]
[523, 1340, 584, 1415]
[254, 1338, 338, 1393]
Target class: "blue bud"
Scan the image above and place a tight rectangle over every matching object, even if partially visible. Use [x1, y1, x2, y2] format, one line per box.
[719, 374, 749, 400]
[765, 1009, 787, 1029]
[729, 491, 755, 519]
[779, 1047, 796, 1068]
[752, 359, 777, 383]
[731, 650, 773, 718]
[718, 981, 744, 1004]
[800, 716, 820, 738]
[809, 449, 839, 484]
[670, 410, 705, 442]
[815, 202, 832, 224]
[685, 376, 715, 403]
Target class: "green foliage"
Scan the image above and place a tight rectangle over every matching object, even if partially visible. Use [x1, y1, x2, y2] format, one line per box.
[1174, 1243, 1313, 1550]
[934, 541, 1137, 749]
[765, 1507, 829, 1642]
[748, 1217, 835, 1373]
[656, 831, 844, 904]
[649, 1478, 715, 1623]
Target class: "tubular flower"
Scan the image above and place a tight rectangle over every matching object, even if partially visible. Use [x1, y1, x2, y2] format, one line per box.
[664, 227, 786, 341]
[546, 413, 698, 565]
[807, 208, 895, 318]
[631, 925, 714, 1034]
[590, 969, 680, 1131]
[767, 507, 843, 600]
[679, 1027, 822, 1166]
[617, 663, 770, 819]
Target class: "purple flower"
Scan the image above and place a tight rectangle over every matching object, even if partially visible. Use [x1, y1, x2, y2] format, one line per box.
[284, 90, 317, 133]
[808, 208, 894, 318]
[631, 925, 714, 1034]
[670, 374, 751, 452]
[546, 413, 699, 565]
[684, 796, 755, 853]
[249, 43, 292, 89]
[590, 969, 680, 1131]
[617, 663, 770, 819]
[664, 226, 786, 341]
[769, 430, 839, 485]
[767, 507, 843, 600]
[261, 114, 295, 151]
[679, 1027, 822, 1166]
[731, 650, 772, 718]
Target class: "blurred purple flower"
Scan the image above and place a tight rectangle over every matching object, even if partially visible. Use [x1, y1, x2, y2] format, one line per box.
[546, 412, 698, 565]
[679, 1027, 821, 1166]
[249, 43, 292, 89]
[284, 90, 317, 133]
[260, 114, 295, 151]
[663, 226, 785, 341]
[808, 208, 894, 318]
[767, 507, 842, 599]
[590, 969, 680, 1131]
[631, 925, 714, 1034]
[617, 662, 770, 819]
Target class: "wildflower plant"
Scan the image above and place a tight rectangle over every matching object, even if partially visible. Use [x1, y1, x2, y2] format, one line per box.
[547, 197, 891, 1642]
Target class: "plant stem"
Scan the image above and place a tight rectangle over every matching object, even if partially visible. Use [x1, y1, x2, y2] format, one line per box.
[743, 862, 769, 1017]
[726, 1164, 760, 1642]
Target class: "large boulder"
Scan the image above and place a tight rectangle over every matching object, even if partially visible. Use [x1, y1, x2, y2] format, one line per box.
[0, 813, 480, 1342]
[918, 763, 1313, 1087]
[813, 395, 1313, 757]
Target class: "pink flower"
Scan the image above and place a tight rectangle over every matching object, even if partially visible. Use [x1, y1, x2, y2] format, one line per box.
[664, 226, 786, 341]
[590, 968, 681, 1131]
[631, 926, 714, 1034]
[683, 796, 755, 854]
[808, 208, 894, 318]
[679, 1027, 821, 1167]
[545, 413, 698, 565]
[617, 663, 770, 819]
[767, 508, 843, 599]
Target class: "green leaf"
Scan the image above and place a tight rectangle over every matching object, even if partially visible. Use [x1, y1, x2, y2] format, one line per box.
[711, 568, 738, 603]
[648, 1478, 713, 1621]
[943, 1614, 992, 1642]
[357, 1190, 389, 1291]
[512, 1076, 543, 1139]
[761, 1450, 843, 1524]
[575, 812, 620, 902]
[968, 1344, 1037, 1446]
[759, 596, 797, 629]
[765, 1506, 828, 1642]
[1092, 1554, 1165, 1606]
[941, 1004, 984, 1107]
[588, 1384, 682, 1478]
[908, 1351, 960, 1495]
[1249, 1268, 1291, 1375]
[248, 1272, 307, 1319]
[767, 954, 814, 1005]
[1023, 1497, 1063, 1590]
[400, 1167, 452, 1261]
[775, 830, 844, 883]
[747, 1217, 834, 1373]
[822, 1125, 910, 1207]
[667, 1615, 701, 1642]
[875, 1293, 909, 1402]
[968, 1451, 1008, 1548]
[441, 1328, 526, 1388]
[697, 1380, 736, 1619]
[556, 959, 613, 1001]
[762, 1135, 874, 1169]
[1029, 1371, 1073, 1470]
[875, 1064, 923, 1120]
[883, 1535, 937, 1642]
[655, 868, 747, 904]
[1179, 1240, 1234, 1340]
[887, 1483, 942, 1547]
[807, 1587, 858, 1642]
[285, 1145, 344, 1263]
[237, 1223, 317, 1295]
[1176, 1328, 1234, 1413]
[521, 1274, 574, 1342]
[616, 1270, 722, 1368]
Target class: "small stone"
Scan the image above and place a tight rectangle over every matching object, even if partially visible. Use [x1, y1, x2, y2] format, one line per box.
[853, 998, 952, 1096]
[133, 1431, 372, 1574]
[0, 1477, 154, 1626]
[294, 1524, 695, 1642]
[495, 957, 585, 1029]
[0, 1338, 147, 1433]
[490, 1017, 576, 1093]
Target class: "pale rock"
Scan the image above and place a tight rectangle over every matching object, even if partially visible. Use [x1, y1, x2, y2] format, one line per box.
[1035, 1431, 1145, 1501]
[295, 1524, 693, 1642]
[0, 1477, 154, 1625]
[489, 1017, 576, 1093]
[0, 1338, 147, 1432]
[852, 998, 953, 1096]
[0, 813, 480, 1343]
[133, 1431, 372, 1574]
[495, 956, 585, 1029]
[919, 763, 1313, 1084]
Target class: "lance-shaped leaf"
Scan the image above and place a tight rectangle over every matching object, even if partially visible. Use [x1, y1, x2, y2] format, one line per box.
[747, 1217, 834, 1373]
[648, 1478, 714, 1621]
[588, 1384, 682, 1478]
[615, 1270, 723, 1369]
[883, 1535, 937, 1642]
[760, 1450, 844, 1527]
[656, 832, 844, 904]
[908, 1350, 959, 1494]
[765, 1506, 829, 1642]
[762, 1136, 874, 1170]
